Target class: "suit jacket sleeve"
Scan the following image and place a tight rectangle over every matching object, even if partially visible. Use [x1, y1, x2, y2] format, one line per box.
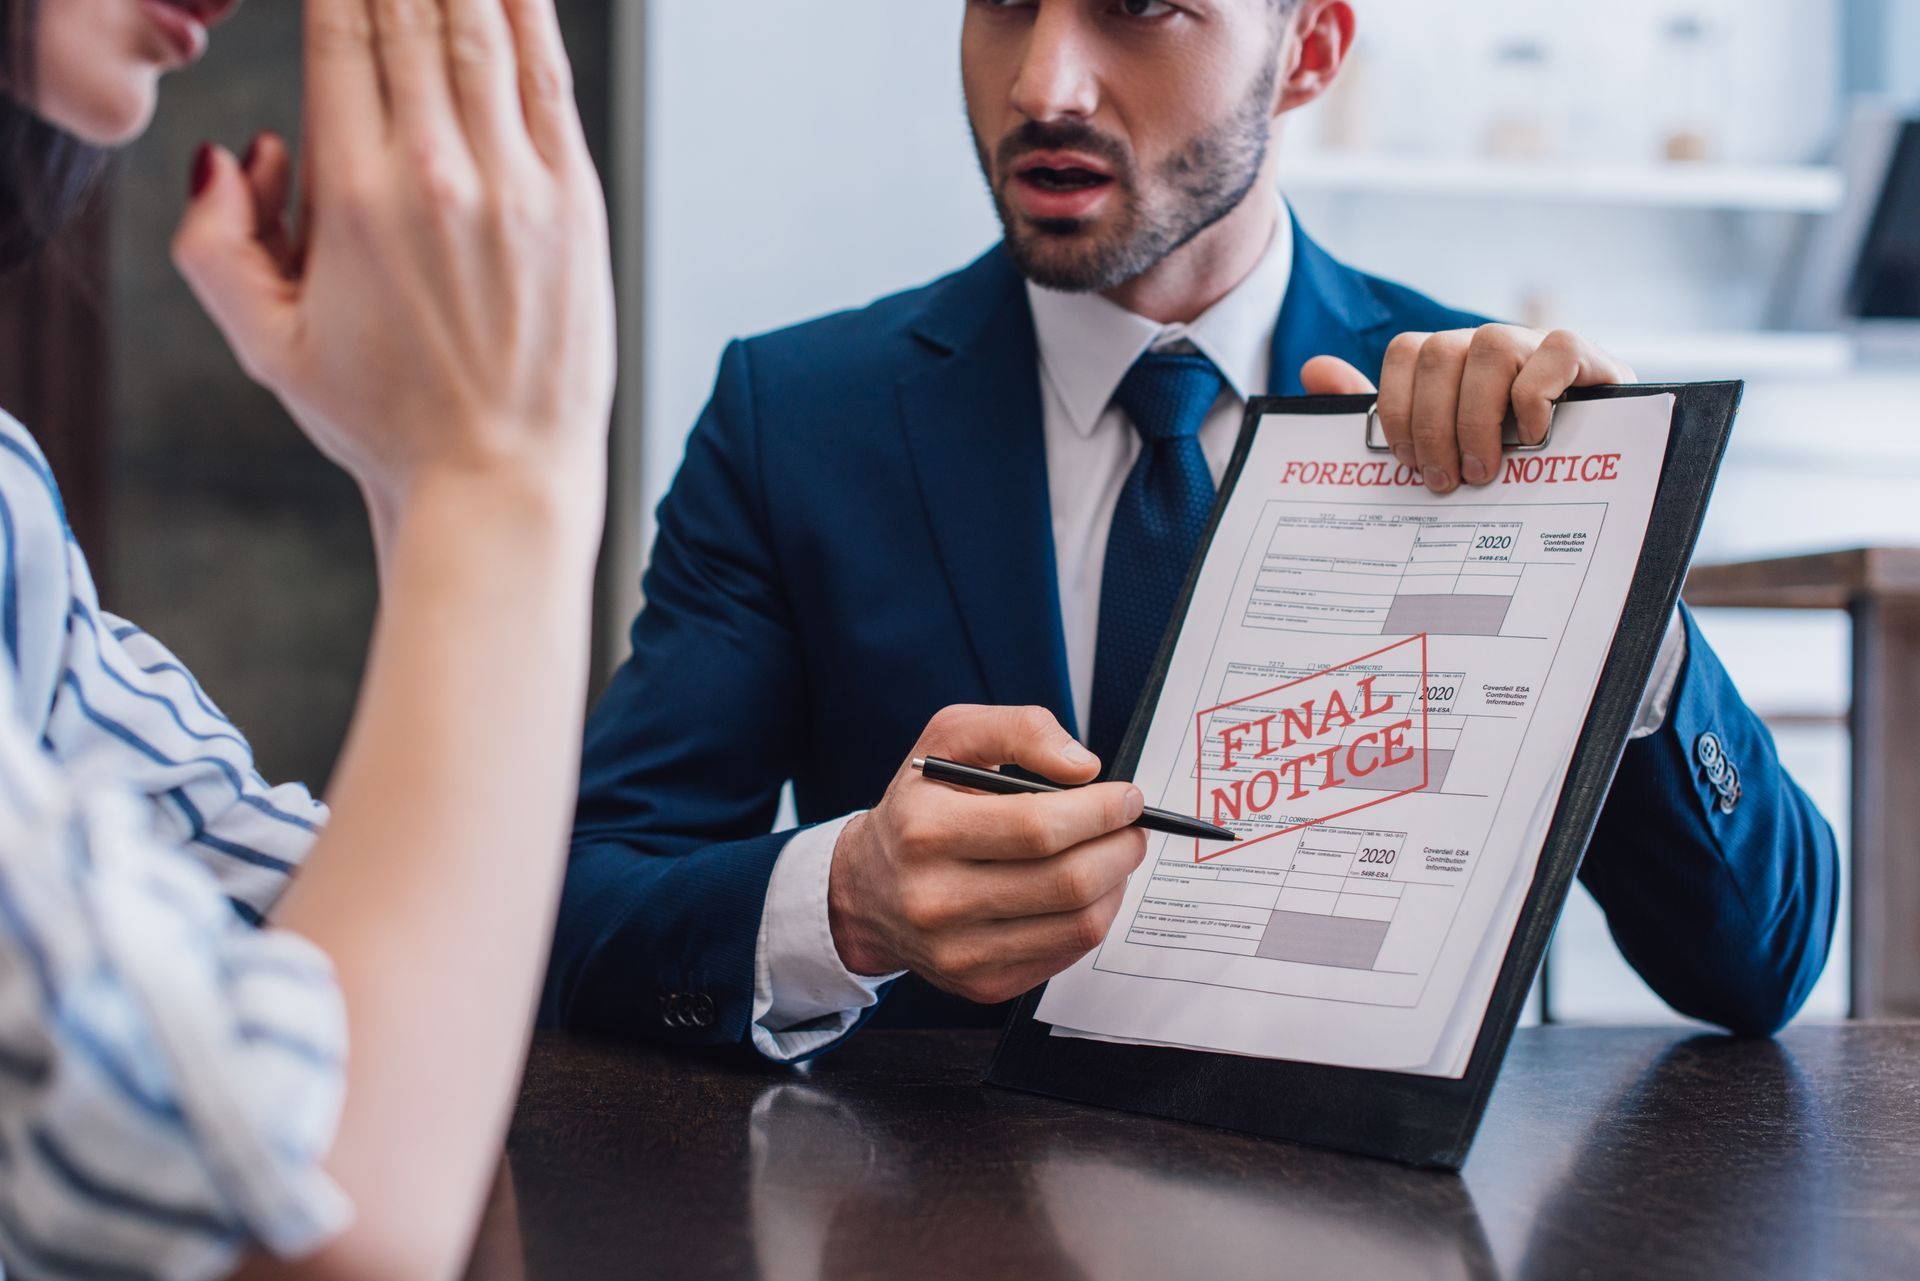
[540, 339, 808, 1048]
[1578, 606, 1841, 1035]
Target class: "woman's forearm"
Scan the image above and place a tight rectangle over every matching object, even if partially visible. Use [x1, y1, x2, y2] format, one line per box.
[248, 462, 604, 1280]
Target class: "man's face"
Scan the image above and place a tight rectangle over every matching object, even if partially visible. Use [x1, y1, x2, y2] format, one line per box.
[962, 0, 1287, 293]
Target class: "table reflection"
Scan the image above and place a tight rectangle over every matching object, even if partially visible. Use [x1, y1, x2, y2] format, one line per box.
[1512, 1035, 1828, 1280]
[746, 1082, 1496, 1281]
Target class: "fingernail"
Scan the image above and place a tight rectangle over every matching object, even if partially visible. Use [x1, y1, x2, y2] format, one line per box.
[241, 131, 265, 171]
[1462, 455, 1489, 485]
[1426, 467, 1453, 493]
[1124, 787, 1145, 820]
[189, 143, 215, 198]
[1063, 739, 1098, 768]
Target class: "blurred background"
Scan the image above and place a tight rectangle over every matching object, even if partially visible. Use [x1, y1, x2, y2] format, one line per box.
[6, 0, 1919, 1029]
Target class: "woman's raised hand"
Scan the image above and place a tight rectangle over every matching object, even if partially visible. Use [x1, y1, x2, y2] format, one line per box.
[173, 0, 615, 520]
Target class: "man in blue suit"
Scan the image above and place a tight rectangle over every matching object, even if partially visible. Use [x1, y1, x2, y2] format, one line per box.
[542, 0, 1838, 1059]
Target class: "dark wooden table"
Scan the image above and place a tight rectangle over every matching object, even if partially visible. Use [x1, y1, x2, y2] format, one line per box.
[1685, 547, 1920, 1017]
[464, 1025, 1920, 1281]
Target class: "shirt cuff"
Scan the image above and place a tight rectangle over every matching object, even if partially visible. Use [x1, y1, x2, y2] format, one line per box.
[1630, 607, 1688, 740]
[750, 812, 902, 1062]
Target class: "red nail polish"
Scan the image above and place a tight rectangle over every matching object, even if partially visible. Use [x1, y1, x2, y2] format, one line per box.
[189, 143, 215, 198]
[241, 132, 265, 171]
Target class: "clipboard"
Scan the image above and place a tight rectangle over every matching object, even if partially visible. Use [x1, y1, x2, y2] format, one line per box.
[985, 381, 1744, 1170]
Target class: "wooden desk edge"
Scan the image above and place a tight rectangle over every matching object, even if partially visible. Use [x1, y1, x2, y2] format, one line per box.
[1684, 546, 1920, 611]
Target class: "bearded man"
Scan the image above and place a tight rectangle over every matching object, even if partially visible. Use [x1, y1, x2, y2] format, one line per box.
[542, 0, 1838, 1059]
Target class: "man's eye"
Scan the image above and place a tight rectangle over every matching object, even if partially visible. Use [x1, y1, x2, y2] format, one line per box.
[1116, 0, 1178, 16]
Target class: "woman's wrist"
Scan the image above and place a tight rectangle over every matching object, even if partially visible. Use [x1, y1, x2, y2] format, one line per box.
[367, 449, 606, 577]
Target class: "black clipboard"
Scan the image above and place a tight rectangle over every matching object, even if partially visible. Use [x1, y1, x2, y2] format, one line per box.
[986, 382, 1744, 1170]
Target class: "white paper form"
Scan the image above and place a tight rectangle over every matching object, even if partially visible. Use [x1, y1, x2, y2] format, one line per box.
[1036, 395, 1675, 1076]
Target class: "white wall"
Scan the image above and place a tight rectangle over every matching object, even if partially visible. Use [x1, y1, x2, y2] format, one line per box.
[637, 1, 998, 543]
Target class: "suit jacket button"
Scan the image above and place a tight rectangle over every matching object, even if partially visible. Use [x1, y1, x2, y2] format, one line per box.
[1696, 733, 1740, 813]
[1696, 732, 1724, 771]
[690, 994, 716, 1028]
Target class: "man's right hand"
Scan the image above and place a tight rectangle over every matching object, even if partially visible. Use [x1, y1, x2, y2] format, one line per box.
[827, 706, 1148, 1005]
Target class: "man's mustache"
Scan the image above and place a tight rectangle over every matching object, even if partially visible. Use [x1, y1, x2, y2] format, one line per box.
[995, 120, 1132, 179]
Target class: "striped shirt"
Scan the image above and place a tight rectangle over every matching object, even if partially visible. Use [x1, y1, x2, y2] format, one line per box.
[0, 410, 347, 1280]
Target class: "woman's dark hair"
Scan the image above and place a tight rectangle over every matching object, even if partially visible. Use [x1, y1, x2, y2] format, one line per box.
[0, 0, 105, 273]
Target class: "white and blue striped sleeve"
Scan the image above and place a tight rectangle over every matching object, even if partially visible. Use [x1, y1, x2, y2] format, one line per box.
[0, 700, 350, 1281]
[0, 413, 327, 926]
[51, 608, 330, 925]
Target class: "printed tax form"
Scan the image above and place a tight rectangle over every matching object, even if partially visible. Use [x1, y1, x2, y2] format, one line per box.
[1036, 395, 1676, 1078]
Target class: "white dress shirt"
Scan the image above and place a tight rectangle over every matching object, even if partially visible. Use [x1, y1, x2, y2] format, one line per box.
[749, 198, 1683, 1061]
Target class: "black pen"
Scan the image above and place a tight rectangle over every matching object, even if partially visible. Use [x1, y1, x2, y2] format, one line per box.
[912, 756, 1240, 843]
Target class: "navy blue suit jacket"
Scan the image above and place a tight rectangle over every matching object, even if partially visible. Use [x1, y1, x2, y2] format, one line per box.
[543, 219, 1839, 1050]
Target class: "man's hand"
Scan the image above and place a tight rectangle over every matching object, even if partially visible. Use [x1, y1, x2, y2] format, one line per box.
[1302, 326, 1635, 495]
[828, 706, 1147, 1005]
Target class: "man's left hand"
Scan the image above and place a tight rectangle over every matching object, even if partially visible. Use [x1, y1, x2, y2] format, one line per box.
[1301, 326, 1636, 495]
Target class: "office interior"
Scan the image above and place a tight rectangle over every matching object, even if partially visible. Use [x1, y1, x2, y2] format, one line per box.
[3, 0, 1915, 1032]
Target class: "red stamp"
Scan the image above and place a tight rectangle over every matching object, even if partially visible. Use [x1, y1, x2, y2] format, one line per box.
[1191, 635, 1431, 863]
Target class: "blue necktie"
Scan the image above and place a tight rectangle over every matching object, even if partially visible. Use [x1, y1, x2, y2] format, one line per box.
[1087, 351, 1227, 768]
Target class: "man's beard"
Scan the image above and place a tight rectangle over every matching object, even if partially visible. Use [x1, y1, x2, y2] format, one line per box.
[977, 67, 1277, 294]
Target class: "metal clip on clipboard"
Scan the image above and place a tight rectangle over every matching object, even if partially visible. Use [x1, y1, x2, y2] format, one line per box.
[1363, 401, 1561, 453]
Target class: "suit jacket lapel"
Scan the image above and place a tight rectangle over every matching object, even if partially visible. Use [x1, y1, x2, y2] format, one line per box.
[897, 247, 1078, 735]
[1269, 211, 1395, 394]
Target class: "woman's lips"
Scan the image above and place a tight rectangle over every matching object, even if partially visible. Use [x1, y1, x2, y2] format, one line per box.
[138, 0, 241, 67]
[138, 0, 211, 65]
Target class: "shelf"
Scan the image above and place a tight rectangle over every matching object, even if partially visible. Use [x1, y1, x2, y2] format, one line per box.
[1602, 331, 1855, 379]
[1279, 156, 1846, 213]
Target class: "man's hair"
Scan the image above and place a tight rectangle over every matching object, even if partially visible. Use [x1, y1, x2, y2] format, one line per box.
[0, 0, 105, 276]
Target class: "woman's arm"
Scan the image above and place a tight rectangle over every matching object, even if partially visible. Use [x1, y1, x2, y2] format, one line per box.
[238, 466, 600, 1281]
[164, 1, 617, 1277]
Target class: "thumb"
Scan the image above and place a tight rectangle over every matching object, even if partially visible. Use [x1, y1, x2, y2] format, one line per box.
[172, 143, 297, 387]
[1300, 355, 1378, 397]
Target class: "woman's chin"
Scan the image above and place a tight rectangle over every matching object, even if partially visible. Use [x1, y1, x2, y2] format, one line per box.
[39, 73, 160, 147]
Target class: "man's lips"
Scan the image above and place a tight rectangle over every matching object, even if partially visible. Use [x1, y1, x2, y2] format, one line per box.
[1012, 150, 1117, 187]
[1009, 150, 1118, 220]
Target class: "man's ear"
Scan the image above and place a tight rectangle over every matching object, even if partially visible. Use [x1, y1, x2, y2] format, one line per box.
[1273, 0, 1356, 117]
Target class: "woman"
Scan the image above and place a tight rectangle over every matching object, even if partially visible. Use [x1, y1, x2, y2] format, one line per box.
[0, 2, 614, 1278]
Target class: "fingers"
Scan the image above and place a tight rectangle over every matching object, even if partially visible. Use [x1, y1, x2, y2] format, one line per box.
[1299, 355, 1377, 397]
[1376, 326, 1633, 494]
[174, 145, 299, 387]
[962, 826, 1148, 919]
[241, 131, 298, 275]
[1374, 331, 1426, 469]
[305, 0, 384, 177]
[1511, 330, 1636, 443]
[445, 0, 535, 171]
[922, 882, 1132, 1005]
[924, 782, 1145, 861]
[1408, 330, 1471, 494]
[501, 0, 586, 169]
[372, 0, 465, 151]
[1456, 325, 1532, 486]
[918, 704, 1102, 785]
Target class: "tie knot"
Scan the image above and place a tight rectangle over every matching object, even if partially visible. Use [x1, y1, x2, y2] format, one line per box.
[1114, 351, 1229, 444]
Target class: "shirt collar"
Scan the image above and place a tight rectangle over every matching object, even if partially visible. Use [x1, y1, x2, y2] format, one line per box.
[1026, 194, 1294, 439]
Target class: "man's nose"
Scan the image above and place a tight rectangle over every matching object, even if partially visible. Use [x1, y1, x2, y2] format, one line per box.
[1008, 5, 1100, 123]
